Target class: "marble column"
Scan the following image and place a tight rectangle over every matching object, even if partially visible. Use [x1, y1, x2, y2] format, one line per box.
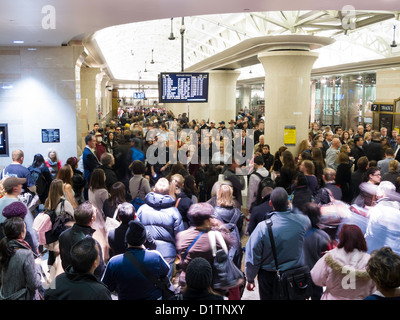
[258, 50, 318, 155]
[80, 67, 101, 134]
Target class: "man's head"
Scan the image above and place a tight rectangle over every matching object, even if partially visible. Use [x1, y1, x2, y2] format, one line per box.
[380, 127, 387, 137]
[153, 177, 170, 195]
[70, 237, 100, 274]
[3, 177, 26, 195]
[354, 136, 364, 147]
[385, 148, 394, 158]
[11, 149, 24, 164]
[74, 201, 96, 226]
[100, 152, 114, 167]
[357, 125, 364, 135]
[85, 134, 96, 149]
[323, 168, 336, 182]
[325, 132, 333, 142]
[93, 123, 99, 132]
[253, 155, 264, 169]
[331, 137, 341, 149]
[269, 187, 289, 212]
[125, 220, 147, 247]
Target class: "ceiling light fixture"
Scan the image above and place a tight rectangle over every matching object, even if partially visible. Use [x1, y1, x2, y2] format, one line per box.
[13, 40, 24, 44]
[144, 61, 148, 72]
[391, 25, 397, 48]
[150, 49, 155, 64]
[168, 18, 176, 40]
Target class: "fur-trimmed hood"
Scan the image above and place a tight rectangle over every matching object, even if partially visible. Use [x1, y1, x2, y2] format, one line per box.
[324, 247, 370, 279]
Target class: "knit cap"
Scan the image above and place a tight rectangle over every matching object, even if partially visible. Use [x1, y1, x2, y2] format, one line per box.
[186, 257, 213, 289]
[125, 220, 147, 246]
[2, 201, 27, 219]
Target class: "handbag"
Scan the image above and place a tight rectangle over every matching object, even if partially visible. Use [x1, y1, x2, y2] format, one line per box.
[105, 205, 121, 234]
[266, 216, 312, 300]
[124, 251, 175, 300]
[131, 178, 145, 211]
[208, 230, 244, 290]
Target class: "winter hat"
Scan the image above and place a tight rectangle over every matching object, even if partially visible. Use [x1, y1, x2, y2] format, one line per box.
[185, 257, 213, 289]
[2, 201, 27, 219]
[125, 220, 147, 246]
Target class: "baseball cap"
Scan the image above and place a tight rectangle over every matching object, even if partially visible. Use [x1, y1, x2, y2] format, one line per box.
[3, 177, 26, 193]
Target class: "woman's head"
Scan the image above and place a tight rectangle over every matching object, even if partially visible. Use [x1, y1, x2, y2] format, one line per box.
[302, 202, 322, 228]
[32, 154, 45, 168]
[89, 168, 106, 190]
[48, 148, 58, 161]
[187, 203, 214, 227]
[1, 217, 26, 240]
[109, 182, 126, 206]
[66, 157, 78, 169]
[300, 159, 315, 175]
[367, 247, 400, 291]
[56, 164, 73, 185]
[45, 179, 64, 210]
[129, 160, 146, 175]
[216, 183, 233, 207]
[337, 224, 367, 253]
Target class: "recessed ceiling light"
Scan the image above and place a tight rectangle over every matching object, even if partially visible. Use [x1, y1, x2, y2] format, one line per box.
[13, 40, 24, 44]
[27, 48, 37, 51]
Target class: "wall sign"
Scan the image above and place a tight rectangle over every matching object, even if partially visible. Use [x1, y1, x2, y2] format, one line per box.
[284, 126, 296, 145]
[0, 124, 9, 157]
[42, 129, 60, 143]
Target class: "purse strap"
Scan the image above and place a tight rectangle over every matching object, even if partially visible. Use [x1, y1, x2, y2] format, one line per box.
[112, 204, 120, 220]
[208, 230, 228, 257]
[124, 251, 163, 289]
[266, 214, 280, 276]
[181, 231, 204, 261]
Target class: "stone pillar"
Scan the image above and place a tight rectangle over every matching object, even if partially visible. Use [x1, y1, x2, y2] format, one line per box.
[80, 67, 101, 133]
[258, 50, 318, 155]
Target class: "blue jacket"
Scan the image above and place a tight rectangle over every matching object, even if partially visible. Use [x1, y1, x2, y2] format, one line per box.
[245, 209, 311, 283]
[137, 192, 184, 263]
[101, 247, 169, 300]
[82, 146, 100, 183]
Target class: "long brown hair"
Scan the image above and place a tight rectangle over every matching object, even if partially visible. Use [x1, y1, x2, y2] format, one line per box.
[44, 179, 64, 210]
[56, 164, 73, 187]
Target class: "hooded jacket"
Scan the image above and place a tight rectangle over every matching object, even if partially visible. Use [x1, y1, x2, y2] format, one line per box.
[136, 192, 184, 263]
[44, 265, 112, 300]
[311, 247, 375, 300]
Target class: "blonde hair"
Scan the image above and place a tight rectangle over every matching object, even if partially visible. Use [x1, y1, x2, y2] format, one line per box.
[171, 174, 184, 189]
[216, 184, 233, 207]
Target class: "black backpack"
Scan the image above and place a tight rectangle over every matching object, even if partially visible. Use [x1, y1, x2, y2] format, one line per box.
[44, 199, 73, 244]
[251, 171, 275, 205]
[28, 167, 49, 202]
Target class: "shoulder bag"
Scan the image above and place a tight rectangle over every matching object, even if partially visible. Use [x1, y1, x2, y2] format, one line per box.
[131, 178, 145, 211]
[124, 251, 175, 300]
[105, 205, 121, 234]
[266, 217, 312, 300]
[208, 230, 244, 291]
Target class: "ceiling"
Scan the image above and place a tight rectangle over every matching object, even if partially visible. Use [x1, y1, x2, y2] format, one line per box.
[1, 0, 400, 88]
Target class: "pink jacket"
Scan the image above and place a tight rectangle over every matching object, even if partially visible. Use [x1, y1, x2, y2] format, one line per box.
[311, 247, 375, 300]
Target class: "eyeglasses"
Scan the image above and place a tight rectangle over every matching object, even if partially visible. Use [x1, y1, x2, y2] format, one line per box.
[372, 173, 381, 177]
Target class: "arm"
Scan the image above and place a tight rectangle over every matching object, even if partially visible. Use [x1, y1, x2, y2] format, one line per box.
[310, 254, 330, 287]
[64, 183, 78, 209]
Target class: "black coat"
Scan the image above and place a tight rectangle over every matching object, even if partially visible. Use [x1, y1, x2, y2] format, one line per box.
[366, 140, 383, 162]
[350, 146, 367, 171]
[99, 164, 119, 192]
[44, 266, 112, 300]
[248, 195, 273, 235]
[59, 224, 106, 279]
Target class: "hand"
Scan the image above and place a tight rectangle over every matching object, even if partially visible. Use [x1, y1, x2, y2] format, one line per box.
[246, 282, 255, 291]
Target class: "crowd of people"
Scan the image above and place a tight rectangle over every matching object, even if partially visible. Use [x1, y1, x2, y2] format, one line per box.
[0, 105, 400, 301]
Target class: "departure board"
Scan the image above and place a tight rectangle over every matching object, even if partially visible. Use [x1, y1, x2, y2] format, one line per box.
[159, 72, 209, 103]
